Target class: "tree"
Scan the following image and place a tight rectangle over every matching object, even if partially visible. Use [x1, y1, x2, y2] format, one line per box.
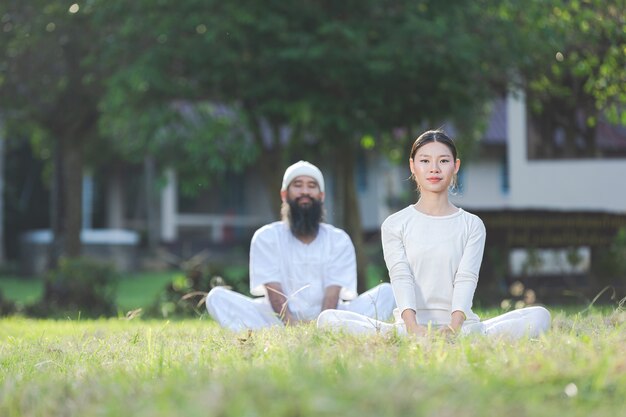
[0, 1, 266, 269]
[0, 2, 106, 264]
[0, 120, 4, 264]
[95, 1, 302, 214]
[509, 0, 626, 158]
[95, 0, 538, 291]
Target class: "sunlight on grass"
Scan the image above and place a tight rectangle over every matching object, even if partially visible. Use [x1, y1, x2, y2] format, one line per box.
[0, 309, 625, 417]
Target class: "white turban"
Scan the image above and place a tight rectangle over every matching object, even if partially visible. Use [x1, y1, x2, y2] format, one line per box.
[281, 161, 325, 193]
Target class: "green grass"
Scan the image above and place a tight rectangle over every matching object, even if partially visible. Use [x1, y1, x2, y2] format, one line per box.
[115, 271, 180, 312]
[0, 308, 625, 417]
[0, 271, 178, 311]
[0, 276, 44, 304]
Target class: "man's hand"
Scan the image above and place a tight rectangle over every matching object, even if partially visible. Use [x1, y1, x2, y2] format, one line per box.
[321, 285, 341, 311]
[265, 282, 294, 325]
[282, 310, 299, 326]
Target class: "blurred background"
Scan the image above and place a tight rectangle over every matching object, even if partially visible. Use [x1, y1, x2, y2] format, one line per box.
[0, 0, 624, 316]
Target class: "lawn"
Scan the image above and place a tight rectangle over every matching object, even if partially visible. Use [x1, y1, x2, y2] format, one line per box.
[0, 271, 178, 312]
[0, 308, 625, 417]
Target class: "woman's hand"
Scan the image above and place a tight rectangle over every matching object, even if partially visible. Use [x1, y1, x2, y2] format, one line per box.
[401, 309, 429, 337]
[407, 323, 429, 337]
[437, 325, 457, 338]
[438, 310, 465, 337]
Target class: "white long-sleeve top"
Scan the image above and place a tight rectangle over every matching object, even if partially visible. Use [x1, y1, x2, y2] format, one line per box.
[381, 206, 486, 325]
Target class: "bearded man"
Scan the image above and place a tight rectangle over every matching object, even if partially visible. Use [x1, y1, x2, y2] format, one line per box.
[206, 160, 395, 331]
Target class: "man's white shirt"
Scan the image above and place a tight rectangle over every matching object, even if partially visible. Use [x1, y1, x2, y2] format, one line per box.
[249, 222, 357, 321]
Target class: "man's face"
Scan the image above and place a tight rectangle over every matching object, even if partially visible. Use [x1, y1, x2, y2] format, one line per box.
[281, 175, 324, 238]
[283, 175, 324, 206]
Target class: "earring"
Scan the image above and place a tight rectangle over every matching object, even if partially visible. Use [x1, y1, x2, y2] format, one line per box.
[449, 176, 459, 194]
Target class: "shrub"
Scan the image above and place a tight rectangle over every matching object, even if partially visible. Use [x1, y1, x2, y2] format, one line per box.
[591, 228, 626, 291]
[0, 289, 16, 316]
[29, 257, 118, 318]
[145, 251, 249, 318]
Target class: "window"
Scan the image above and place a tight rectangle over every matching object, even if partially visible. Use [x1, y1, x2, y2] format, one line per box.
[509, 247, 590, 277]
[500, 155, 509, 195]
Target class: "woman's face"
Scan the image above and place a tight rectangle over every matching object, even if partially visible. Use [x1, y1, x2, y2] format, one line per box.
[409, 141, 460, 194]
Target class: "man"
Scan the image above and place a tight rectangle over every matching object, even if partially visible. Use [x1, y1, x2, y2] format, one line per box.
[206, 160, 395, 331]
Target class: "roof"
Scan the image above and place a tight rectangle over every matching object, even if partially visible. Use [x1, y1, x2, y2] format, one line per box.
[596, 119, 626, 150]
[482, 98, 626, 151]
[482, 98, 507, 145]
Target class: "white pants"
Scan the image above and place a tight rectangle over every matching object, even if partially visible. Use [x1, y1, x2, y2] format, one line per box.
[206, 283, 396, 332]
[317, 306, 551, 340]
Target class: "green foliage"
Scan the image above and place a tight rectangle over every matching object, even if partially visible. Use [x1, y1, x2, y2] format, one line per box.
[95, 1, 263, 195]
[3, 0, 624, 172]
[31, 257, 118, 318]
[522, 0, 626, 123]
[99, 99, 259, 196]
[0, 289, 16, 316]
[94, 0, 536, 189]
[0, 1, 120, 259]
[592, 228, 626, 287]
[145, 253, 249, 318]
[509, 0, 626, 157]
[0, 1, 105, 145]
[0, 310, 625, 416]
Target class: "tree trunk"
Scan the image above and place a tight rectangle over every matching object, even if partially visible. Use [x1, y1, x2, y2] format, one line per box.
[336, 143, 368, 294]
[0, 131, 4, 264]
[61, 136, 83, 258]
[257, 147, 284, 219]
[48, 141, 65, 269]
[48, 132, 85, 267]
[244, 111, 286, 220]
[144, 155, 159, 252]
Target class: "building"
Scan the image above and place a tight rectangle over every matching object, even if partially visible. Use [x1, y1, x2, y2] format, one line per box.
[16, 91, 626, 294]
[449, 91, 626, 298]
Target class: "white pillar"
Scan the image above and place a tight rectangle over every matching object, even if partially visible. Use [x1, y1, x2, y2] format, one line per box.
[106, 170, 125, 229]
[160, 168, 177, 242]
[506, 88, 527, 209]
[82, 172, 94, 230]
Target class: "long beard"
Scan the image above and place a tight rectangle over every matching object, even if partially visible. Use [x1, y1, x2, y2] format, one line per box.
[286, 197, 323, 238]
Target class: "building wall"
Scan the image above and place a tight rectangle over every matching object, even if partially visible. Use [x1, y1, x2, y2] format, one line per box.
[451, 157, 510, 210]
[158, 91, 626, 244]
[509, 158, 626, 212]
[507, 91, 626, 214]
[357, 154, 396, 231]
[450, 91, 626, 214]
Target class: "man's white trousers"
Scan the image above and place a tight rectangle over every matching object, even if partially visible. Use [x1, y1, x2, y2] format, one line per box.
[206, 283, 396, 332]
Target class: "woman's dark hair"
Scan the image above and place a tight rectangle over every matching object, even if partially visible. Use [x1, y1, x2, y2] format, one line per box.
[410, 130, 457, 161]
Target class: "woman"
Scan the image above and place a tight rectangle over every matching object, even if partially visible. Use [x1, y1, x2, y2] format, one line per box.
[317, 130, 551, 339]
